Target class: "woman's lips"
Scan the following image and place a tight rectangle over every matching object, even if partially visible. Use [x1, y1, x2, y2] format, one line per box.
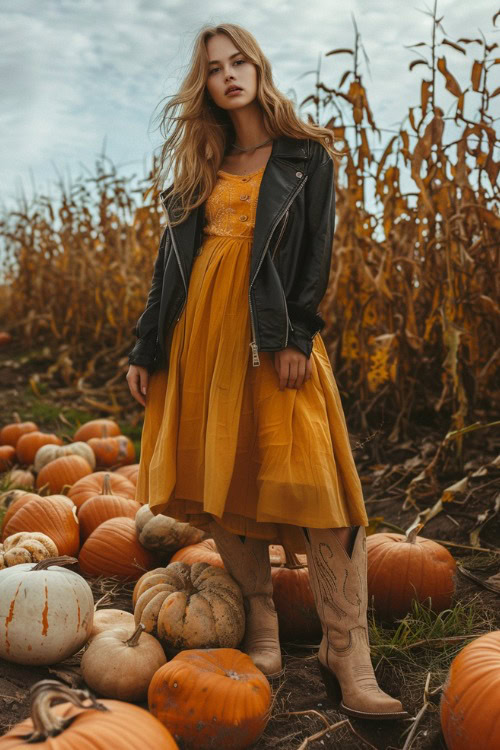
[226, 88, 243, 96]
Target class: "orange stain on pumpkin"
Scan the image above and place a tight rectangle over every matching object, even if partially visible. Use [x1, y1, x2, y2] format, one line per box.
[41, 585, 49, 636]
[4, 582, 23, 653]
[77, 603, 81, 628]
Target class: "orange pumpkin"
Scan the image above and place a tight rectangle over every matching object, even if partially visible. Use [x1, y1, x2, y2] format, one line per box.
[88, 436, 135, 469]
[68, 471, 136, 510]
[73, 418, 121, 442]
[79, 516, 154, 580]
[149, 648, 271, 749]
[0, 445, 16, 471]
[367, 527, 457, 620]
[0, 491, 40, 533]
[271, 548, 321, 643]
[36, 455, 93, 494]
[0, 421, 38, 447]
[79, 493, 141, 542]
[16, 431, 63, 466]
[171, 539, 224, 568]
[115, 464, 140, 485]
[2, 495, 79, 556]
[440, 630, 500, 749]
[0, 679, 179, 749]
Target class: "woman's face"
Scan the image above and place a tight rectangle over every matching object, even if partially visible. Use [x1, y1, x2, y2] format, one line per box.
[205, 34, 258, 110]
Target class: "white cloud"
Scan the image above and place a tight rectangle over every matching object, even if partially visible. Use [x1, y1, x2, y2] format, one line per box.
[0, 0, 497, 207]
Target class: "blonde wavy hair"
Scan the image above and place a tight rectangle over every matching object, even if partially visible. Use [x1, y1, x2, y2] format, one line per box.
[152, 22, 343, 226]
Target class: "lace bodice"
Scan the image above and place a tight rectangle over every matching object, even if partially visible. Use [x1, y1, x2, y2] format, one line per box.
[203, 166, 265, 240]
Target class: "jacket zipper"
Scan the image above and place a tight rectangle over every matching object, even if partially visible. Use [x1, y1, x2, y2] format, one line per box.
[271, 210, 289, 261]
[163, 207, 188, 322]
[249, 176, 308, 366]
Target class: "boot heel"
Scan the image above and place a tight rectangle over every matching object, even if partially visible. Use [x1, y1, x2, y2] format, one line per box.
[318, 660, 342, 705]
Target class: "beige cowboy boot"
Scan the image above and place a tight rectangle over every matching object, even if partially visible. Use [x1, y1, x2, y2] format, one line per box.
[303, 525, 409, 720]
[208, 521, 283, 678]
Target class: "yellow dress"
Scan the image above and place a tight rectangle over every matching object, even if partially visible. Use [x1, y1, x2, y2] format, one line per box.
[135, 165, 369, 554]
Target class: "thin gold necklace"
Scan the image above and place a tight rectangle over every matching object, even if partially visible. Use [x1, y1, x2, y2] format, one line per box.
[231, 137, 273, 152]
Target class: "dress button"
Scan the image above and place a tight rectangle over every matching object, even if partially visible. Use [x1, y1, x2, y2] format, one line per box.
[241, 176, 249, 182]
[240, 194, 250, 201]
[240, 215, 248, 222]
[296, 171, 303, 178]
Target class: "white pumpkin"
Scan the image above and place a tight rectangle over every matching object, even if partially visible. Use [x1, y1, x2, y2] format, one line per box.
[81, 623, 166, 702]
[34, 442, 96, 473]
[0, 556, 94, 665]
[89, 608, 135, 640]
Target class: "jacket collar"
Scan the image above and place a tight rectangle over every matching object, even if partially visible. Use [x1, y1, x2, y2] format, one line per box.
[159, 134, 310, 210]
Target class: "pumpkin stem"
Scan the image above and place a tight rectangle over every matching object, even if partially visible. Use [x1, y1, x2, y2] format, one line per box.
[32, 556, 78, 571]
[125, 622, 145, 647]
[277, 547, 307, 570]
[405, 523, 425, 544]
[27, 680, 108, 740]
[102, 473, 113, 496]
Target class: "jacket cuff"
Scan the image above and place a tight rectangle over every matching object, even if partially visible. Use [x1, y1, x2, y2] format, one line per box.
[127, 329, 158, 370]
[286, 302, 326, 358]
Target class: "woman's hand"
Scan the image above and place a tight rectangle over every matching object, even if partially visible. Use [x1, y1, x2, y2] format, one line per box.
[126, 364, 149, 407]
[273, 346, 312, 390]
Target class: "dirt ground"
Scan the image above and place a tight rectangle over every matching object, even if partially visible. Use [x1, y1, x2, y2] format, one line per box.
[0, 345, 499, 749]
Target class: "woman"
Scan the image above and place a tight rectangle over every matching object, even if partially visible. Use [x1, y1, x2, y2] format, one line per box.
[126, 23, 408, 721]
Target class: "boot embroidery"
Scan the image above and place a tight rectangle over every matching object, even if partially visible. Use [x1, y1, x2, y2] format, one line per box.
[315, 543, 348, 621]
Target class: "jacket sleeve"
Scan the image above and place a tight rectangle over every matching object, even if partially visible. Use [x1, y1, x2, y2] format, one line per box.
[127, 225, 168, 370]
[286, 154, 335, 358]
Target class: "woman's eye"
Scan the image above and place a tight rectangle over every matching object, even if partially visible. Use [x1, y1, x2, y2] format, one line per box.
[209, 59, 245, 75]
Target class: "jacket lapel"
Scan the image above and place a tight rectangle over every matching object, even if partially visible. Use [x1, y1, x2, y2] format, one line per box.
[159, 135, 311, 284]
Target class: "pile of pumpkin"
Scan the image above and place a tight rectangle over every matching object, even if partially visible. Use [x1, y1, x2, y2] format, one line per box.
[0, 417, 499, 748]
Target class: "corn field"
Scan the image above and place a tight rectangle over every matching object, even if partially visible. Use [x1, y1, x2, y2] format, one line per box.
[1, 9, 499, 442]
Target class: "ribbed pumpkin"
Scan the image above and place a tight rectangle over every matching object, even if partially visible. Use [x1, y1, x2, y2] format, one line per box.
[172, 541, 320, 643]
[36, 455, 93, 494]
[0, 421, 38, 447]
[73, 418, 121, 442]
[79, 480, 141, 542]
[0, 558, 93, 665]
[0, 680, 179, 749]
[34, 442, 96, 474]
[6, 468, 35, 489]
[366, 527, 457, 620]
[68, 471, 136, 510]
[170, 539, 224, 567]
[440, 630, 500, 749]
[2, 495, 79, 556]
[115, 464, 140, 485]
[16, 432, 63, 466]
[133, 562, 245, 651]
[78, 516, 154, 580]
[0, 445, 16, 470]
[149, 648, 271, 749]
[0, 491, 40, 533]
[88, 436, 135, 469]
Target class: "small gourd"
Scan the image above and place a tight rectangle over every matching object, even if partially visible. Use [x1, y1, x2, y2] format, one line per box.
[135, 505, 204, 556]
[0, 532, 58, 568]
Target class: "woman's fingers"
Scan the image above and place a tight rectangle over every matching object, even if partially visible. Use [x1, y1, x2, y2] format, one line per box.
[274, 348, 310, 390]
[126, 365, 148, 407]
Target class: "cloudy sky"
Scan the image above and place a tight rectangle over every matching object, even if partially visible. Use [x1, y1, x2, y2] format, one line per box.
[1, 0, 497, 209]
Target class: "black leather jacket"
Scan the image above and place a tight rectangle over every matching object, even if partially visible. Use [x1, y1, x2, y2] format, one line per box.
[127, 134, 336, 374]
